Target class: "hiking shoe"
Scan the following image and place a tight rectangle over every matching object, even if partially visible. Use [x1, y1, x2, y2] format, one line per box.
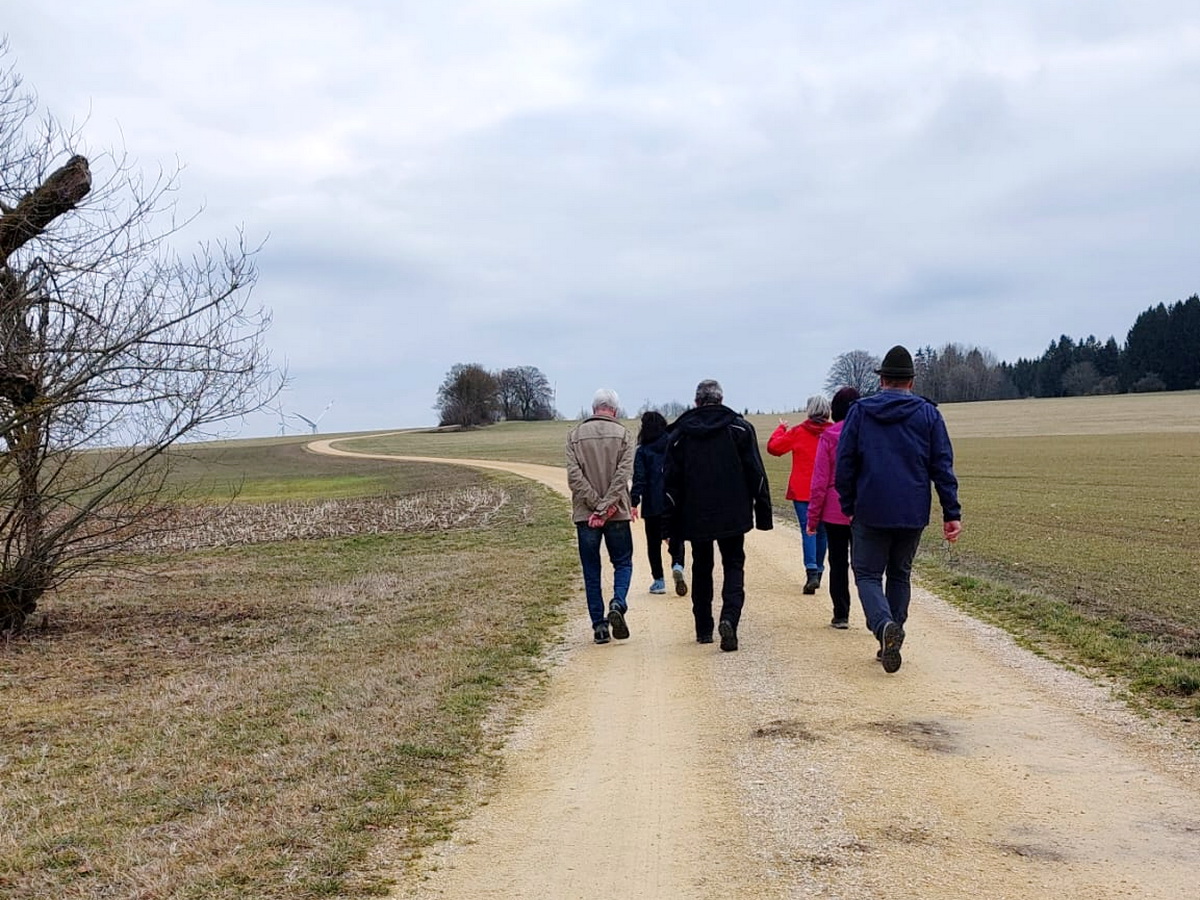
[831, 618, 849, 629]
[649, 579, 667, 594]
[594, 623, 611, 644]
[696, 631, 713, 644]
[718, 619, 738, 652]
[803, 570, 821, 595]
[672, 565, 689, 597]
[607, 603, 630, 640]
[879, 621, 905, 673]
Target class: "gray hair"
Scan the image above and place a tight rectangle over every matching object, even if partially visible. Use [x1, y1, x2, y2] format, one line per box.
[805, 394, 831, 421]
[592, 388, 620, 413]
[694, 379, 723, 406]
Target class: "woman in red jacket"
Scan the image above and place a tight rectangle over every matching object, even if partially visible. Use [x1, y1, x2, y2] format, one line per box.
[767, 395, 831, 594]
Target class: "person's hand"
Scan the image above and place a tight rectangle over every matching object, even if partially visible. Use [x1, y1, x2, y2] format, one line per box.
[587, 512, 606, 529]
[631, 506, 639, 522]
[806, 526, 817, 536]
[778, 418, 789, 428]
[944, 520, 962, 543]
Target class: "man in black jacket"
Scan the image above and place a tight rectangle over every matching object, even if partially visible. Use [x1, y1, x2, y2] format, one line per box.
[665, 379, 773, 651]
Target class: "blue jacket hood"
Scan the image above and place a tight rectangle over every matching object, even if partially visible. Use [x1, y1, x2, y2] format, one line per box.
[858, 390, 928, 424]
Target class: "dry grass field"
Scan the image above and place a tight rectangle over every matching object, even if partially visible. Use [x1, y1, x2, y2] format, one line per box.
[0, 442, 577, 899]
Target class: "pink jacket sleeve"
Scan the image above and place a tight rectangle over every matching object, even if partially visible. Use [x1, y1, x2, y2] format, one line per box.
[808, 431, 833, 531]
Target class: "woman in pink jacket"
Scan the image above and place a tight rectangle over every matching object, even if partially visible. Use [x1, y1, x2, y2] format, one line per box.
[807, 387, 861, 628]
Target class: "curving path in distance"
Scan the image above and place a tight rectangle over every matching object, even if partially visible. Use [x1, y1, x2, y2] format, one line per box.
[308, 439, 1200, 900]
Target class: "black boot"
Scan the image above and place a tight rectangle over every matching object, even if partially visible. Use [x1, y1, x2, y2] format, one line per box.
[803, 570, 821, 594]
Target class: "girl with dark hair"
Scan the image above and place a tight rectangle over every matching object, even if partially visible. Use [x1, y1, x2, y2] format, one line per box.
[632, 410, 687, 595]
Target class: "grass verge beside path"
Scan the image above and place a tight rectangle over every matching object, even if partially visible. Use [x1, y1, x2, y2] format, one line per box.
[916, 431, 1200, 718]
[0, 462, 577, 899]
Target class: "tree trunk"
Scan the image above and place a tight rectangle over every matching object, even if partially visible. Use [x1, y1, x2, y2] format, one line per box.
[0, 156, 89, 631]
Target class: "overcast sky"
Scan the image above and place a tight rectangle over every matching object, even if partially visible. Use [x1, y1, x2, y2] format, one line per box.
[6, 2, 1200, 434]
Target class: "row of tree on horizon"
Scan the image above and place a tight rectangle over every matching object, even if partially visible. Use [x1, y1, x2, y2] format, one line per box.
[436, 295, 1200, 426]
[831, 294, 1200, 404]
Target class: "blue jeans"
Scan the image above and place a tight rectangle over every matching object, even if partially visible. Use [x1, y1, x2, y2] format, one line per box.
[850, 521, 923, 639]
[576, 520, 633, 627]
[792, 500, 828, 573]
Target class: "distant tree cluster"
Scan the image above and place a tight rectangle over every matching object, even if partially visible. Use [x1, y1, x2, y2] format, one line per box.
[636, 398, 688, 420]
[915, 345, 1019, 402]
[823, 294, 1200, 404]
[1001, 335, 1122, 398]
[435, 363, 556, 427]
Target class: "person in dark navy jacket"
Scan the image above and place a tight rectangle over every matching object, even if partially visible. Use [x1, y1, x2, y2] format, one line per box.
[631, 410, 687, 596]
[836, 345, 962, 673]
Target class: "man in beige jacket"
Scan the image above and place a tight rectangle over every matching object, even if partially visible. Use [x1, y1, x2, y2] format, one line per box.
[566, 388, 636, 644]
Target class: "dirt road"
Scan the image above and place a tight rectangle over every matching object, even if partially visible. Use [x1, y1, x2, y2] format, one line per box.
[308, 442, 1200, 899]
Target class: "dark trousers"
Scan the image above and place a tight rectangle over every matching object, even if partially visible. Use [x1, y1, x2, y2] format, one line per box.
[850, 521, 923, 639]
[825, 522, 853, 621]
[690, 534, 746, 636]
[642, 514, 685, 580]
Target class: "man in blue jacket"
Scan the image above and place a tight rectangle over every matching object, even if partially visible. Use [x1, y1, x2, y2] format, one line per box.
[835, 345, 962, 673]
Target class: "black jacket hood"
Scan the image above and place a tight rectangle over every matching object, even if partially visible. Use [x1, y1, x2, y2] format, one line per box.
[673, 403, 740, 436]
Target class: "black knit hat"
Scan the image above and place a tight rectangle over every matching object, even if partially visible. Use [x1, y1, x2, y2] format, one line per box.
[830, 386, 860, 422]
[875, 345, 915, 379]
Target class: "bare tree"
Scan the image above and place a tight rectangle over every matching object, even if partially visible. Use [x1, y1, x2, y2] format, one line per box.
[496, 368, 520, 420]
[496, 365, 555, 421]
[435, 363, 499, 427]
[824, 349, 880, 395]
[0, 51, 279, 632]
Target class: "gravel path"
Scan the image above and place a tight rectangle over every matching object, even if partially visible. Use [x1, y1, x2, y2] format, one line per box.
[308, 444, 1200, 899]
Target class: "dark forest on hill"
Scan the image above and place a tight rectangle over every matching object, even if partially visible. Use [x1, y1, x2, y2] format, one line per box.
[911, 294, 1200, 403]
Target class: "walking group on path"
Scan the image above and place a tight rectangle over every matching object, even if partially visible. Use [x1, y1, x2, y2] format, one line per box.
[564, 345, 963, 672]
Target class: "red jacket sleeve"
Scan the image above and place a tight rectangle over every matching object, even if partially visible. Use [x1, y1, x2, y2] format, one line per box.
[767, 423, 795, 457]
